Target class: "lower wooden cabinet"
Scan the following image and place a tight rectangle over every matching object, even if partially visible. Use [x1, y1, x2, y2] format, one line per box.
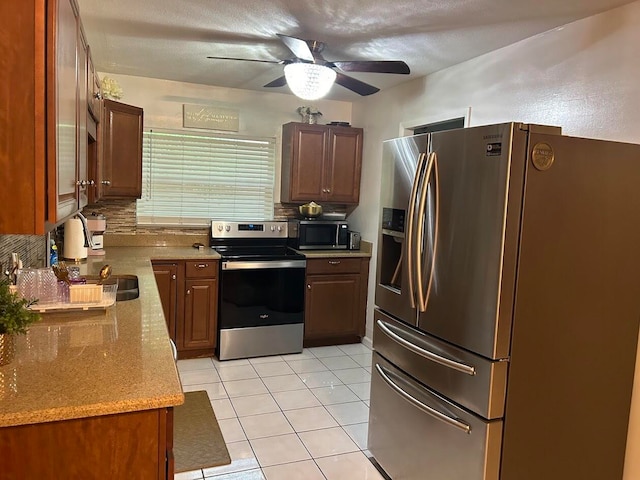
[153, 262, 179, 341]
[0, 407, 174, 480]
[304, 257, 370, 347]
[153, 259, 218, 359]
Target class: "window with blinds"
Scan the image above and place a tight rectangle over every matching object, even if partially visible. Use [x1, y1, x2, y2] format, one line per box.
[137, 129, 276, 226]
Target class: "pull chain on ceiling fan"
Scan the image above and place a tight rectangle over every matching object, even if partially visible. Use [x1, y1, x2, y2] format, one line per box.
[207, 34, 410, 100]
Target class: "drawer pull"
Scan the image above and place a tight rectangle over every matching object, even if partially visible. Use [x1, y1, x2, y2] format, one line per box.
[186, 289, 191, 295]
[328, 260, 341, 265]
[171, 274, 176, 280]
[307, 284, 311, 289]
[196, 263, 208, 268]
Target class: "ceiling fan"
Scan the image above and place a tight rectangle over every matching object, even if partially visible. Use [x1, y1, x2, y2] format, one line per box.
[207, 34, 410, 99]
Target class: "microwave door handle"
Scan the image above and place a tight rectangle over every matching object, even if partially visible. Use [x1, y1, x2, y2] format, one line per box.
[415, 152, 437, 312]
[375, 363, 471, 434]
[407, 152, 429, 309]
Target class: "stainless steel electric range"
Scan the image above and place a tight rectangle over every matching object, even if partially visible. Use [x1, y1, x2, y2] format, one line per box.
[210, 220, 306, 360]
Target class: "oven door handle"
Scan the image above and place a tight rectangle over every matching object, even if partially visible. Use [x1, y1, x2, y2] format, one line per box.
[222, 260, 306, 270]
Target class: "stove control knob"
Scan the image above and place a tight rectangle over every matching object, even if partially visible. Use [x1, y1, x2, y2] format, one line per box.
[217, 224, 223, 232]
[225, 225, 231, 232]
[277, 226, 282, 232]
[270, 225, 276, 232]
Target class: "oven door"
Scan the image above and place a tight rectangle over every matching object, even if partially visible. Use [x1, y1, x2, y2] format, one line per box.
[220, 259, 306, 328]
[218, 259, 306, 360]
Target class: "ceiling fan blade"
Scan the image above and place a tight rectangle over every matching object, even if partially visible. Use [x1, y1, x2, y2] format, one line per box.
[264, 76, 287, 88]
[335, 72, 380, 96]
[206, 56, 283, 64]
[332, 60, 410, 74]
[276, 34, 315, 62]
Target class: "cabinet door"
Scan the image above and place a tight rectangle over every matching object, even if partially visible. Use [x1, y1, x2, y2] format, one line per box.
[50, 0, 79, 221]
[287, 124, 327, 201]
[325, 127, 363, 204]
[153, 263, 178, 341]
[183, 279, 218, 350]
[76, 24, 89, 209]
[101, 99, 143, 198]
[87, 46, 100, 122]
[305, 273, 361, 340]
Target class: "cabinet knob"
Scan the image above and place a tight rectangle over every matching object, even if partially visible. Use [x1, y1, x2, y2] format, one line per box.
[94, 92, 103, 100]
[186, 289, 191, 295]
[101, 180, 111, 186]
[307, 284, 311, 289]
[326, 189, 331, 193]
[328, 260, 341, 265]
[76, 180, 88, 187]
[171, 274, 176, 280]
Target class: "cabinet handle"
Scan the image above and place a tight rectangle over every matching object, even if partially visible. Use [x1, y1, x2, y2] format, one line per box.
[326, 189, 331, 193]
[101, 180, 111, 186]
[94, 92, 103, 100]
[186, 289, 191, 295]
[171, 274, 176, 280]
[328, 260, 341, 265]
[307, 284, 311, 289]
[322, 188, 328, 193]
[196, 264, 208, 268]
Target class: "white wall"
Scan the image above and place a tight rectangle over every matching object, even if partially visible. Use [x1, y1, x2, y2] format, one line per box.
[95, 73, 353, 203]
[348, 1, 640, 477]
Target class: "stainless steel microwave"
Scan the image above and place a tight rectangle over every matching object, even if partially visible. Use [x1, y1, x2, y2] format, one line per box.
[288, 220, 349, 250]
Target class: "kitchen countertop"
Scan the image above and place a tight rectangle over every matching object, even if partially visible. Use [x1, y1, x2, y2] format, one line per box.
[0, 241, 371, 429]
[0, 248, 188, 428]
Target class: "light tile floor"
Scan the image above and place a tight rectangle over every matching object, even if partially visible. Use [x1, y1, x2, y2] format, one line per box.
[175, 343, 385, 480]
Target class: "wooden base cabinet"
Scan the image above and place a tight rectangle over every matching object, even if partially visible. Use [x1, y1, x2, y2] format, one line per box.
[0, 407, 174, 480]
[153, 260, 219, 359]
[304, 257, 370, 347]
[153, 262, 180, 342]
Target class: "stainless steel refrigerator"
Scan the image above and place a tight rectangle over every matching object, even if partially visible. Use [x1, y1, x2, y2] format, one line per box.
[368, 122, 640, 480]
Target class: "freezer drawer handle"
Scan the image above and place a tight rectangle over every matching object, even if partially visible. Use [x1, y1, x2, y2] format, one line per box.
[375, 363, 471, 434]
[376, 319, 476, 376]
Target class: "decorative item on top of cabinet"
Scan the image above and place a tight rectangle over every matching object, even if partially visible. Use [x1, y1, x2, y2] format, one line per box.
[304, 257, 370, 347]
[99, 99, 144, 199]
[280, 122, 363, 205]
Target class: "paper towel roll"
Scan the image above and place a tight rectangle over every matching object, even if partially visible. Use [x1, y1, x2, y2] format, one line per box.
[63, 218, 88, 260]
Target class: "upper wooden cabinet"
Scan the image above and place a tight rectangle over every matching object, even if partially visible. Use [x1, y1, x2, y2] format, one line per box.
[0, 0, 93, 234]
[281, 122, 363, 205]
[86, 46, 101, 123]
[99, 99, 144, 198]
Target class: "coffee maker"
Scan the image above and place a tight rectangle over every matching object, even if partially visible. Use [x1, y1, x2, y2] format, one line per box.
[86, 214, 107, 256]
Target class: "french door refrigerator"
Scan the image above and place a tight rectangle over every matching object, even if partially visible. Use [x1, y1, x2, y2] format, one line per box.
[369, 122, 640, 480]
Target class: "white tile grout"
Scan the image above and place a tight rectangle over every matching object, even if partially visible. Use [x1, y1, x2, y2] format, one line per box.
[181, 343, 374, 479]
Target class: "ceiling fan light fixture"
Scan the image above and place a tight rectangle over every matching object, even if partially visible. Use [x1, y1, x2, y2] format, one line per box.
[284, 63, 337, 100]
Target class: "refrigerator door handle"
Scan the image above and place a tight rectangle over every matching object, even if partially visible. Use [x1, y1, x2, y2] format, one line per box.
[375, 363, 472, 434]
[415, 152, 440, 312]
[407, 152, 429, 309]
[376, 319, 476, 376]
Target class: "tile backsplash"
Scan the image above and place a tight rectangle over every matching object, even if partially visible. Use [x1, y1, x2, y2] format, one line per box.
[0, 234, 47, 274]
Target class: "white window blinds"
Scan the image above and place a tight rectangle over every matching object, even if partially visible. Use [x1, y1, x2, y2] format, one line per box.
[137, 129, 276, 226]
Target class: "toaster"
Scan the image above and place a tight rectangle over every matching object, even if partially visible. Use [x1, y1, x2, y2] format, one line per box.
[348, 231, 361, 250]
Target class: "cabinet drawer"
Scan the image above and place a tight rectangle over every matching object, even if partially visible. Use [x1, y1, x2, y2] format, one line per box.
[306, 258, 361, 275]
[185, 261, 218, 278]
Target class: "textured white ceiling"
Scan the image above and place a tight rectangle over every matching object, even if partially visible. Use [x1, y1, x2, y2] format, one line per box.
[77, 0, 635, 101]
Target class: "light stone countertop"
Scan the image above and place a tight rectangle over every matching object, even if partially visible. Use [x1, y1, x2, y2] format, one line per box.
[294, 240, 373, 259]
[0, 247, 195, 428]
[0, 242, 370, 428]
